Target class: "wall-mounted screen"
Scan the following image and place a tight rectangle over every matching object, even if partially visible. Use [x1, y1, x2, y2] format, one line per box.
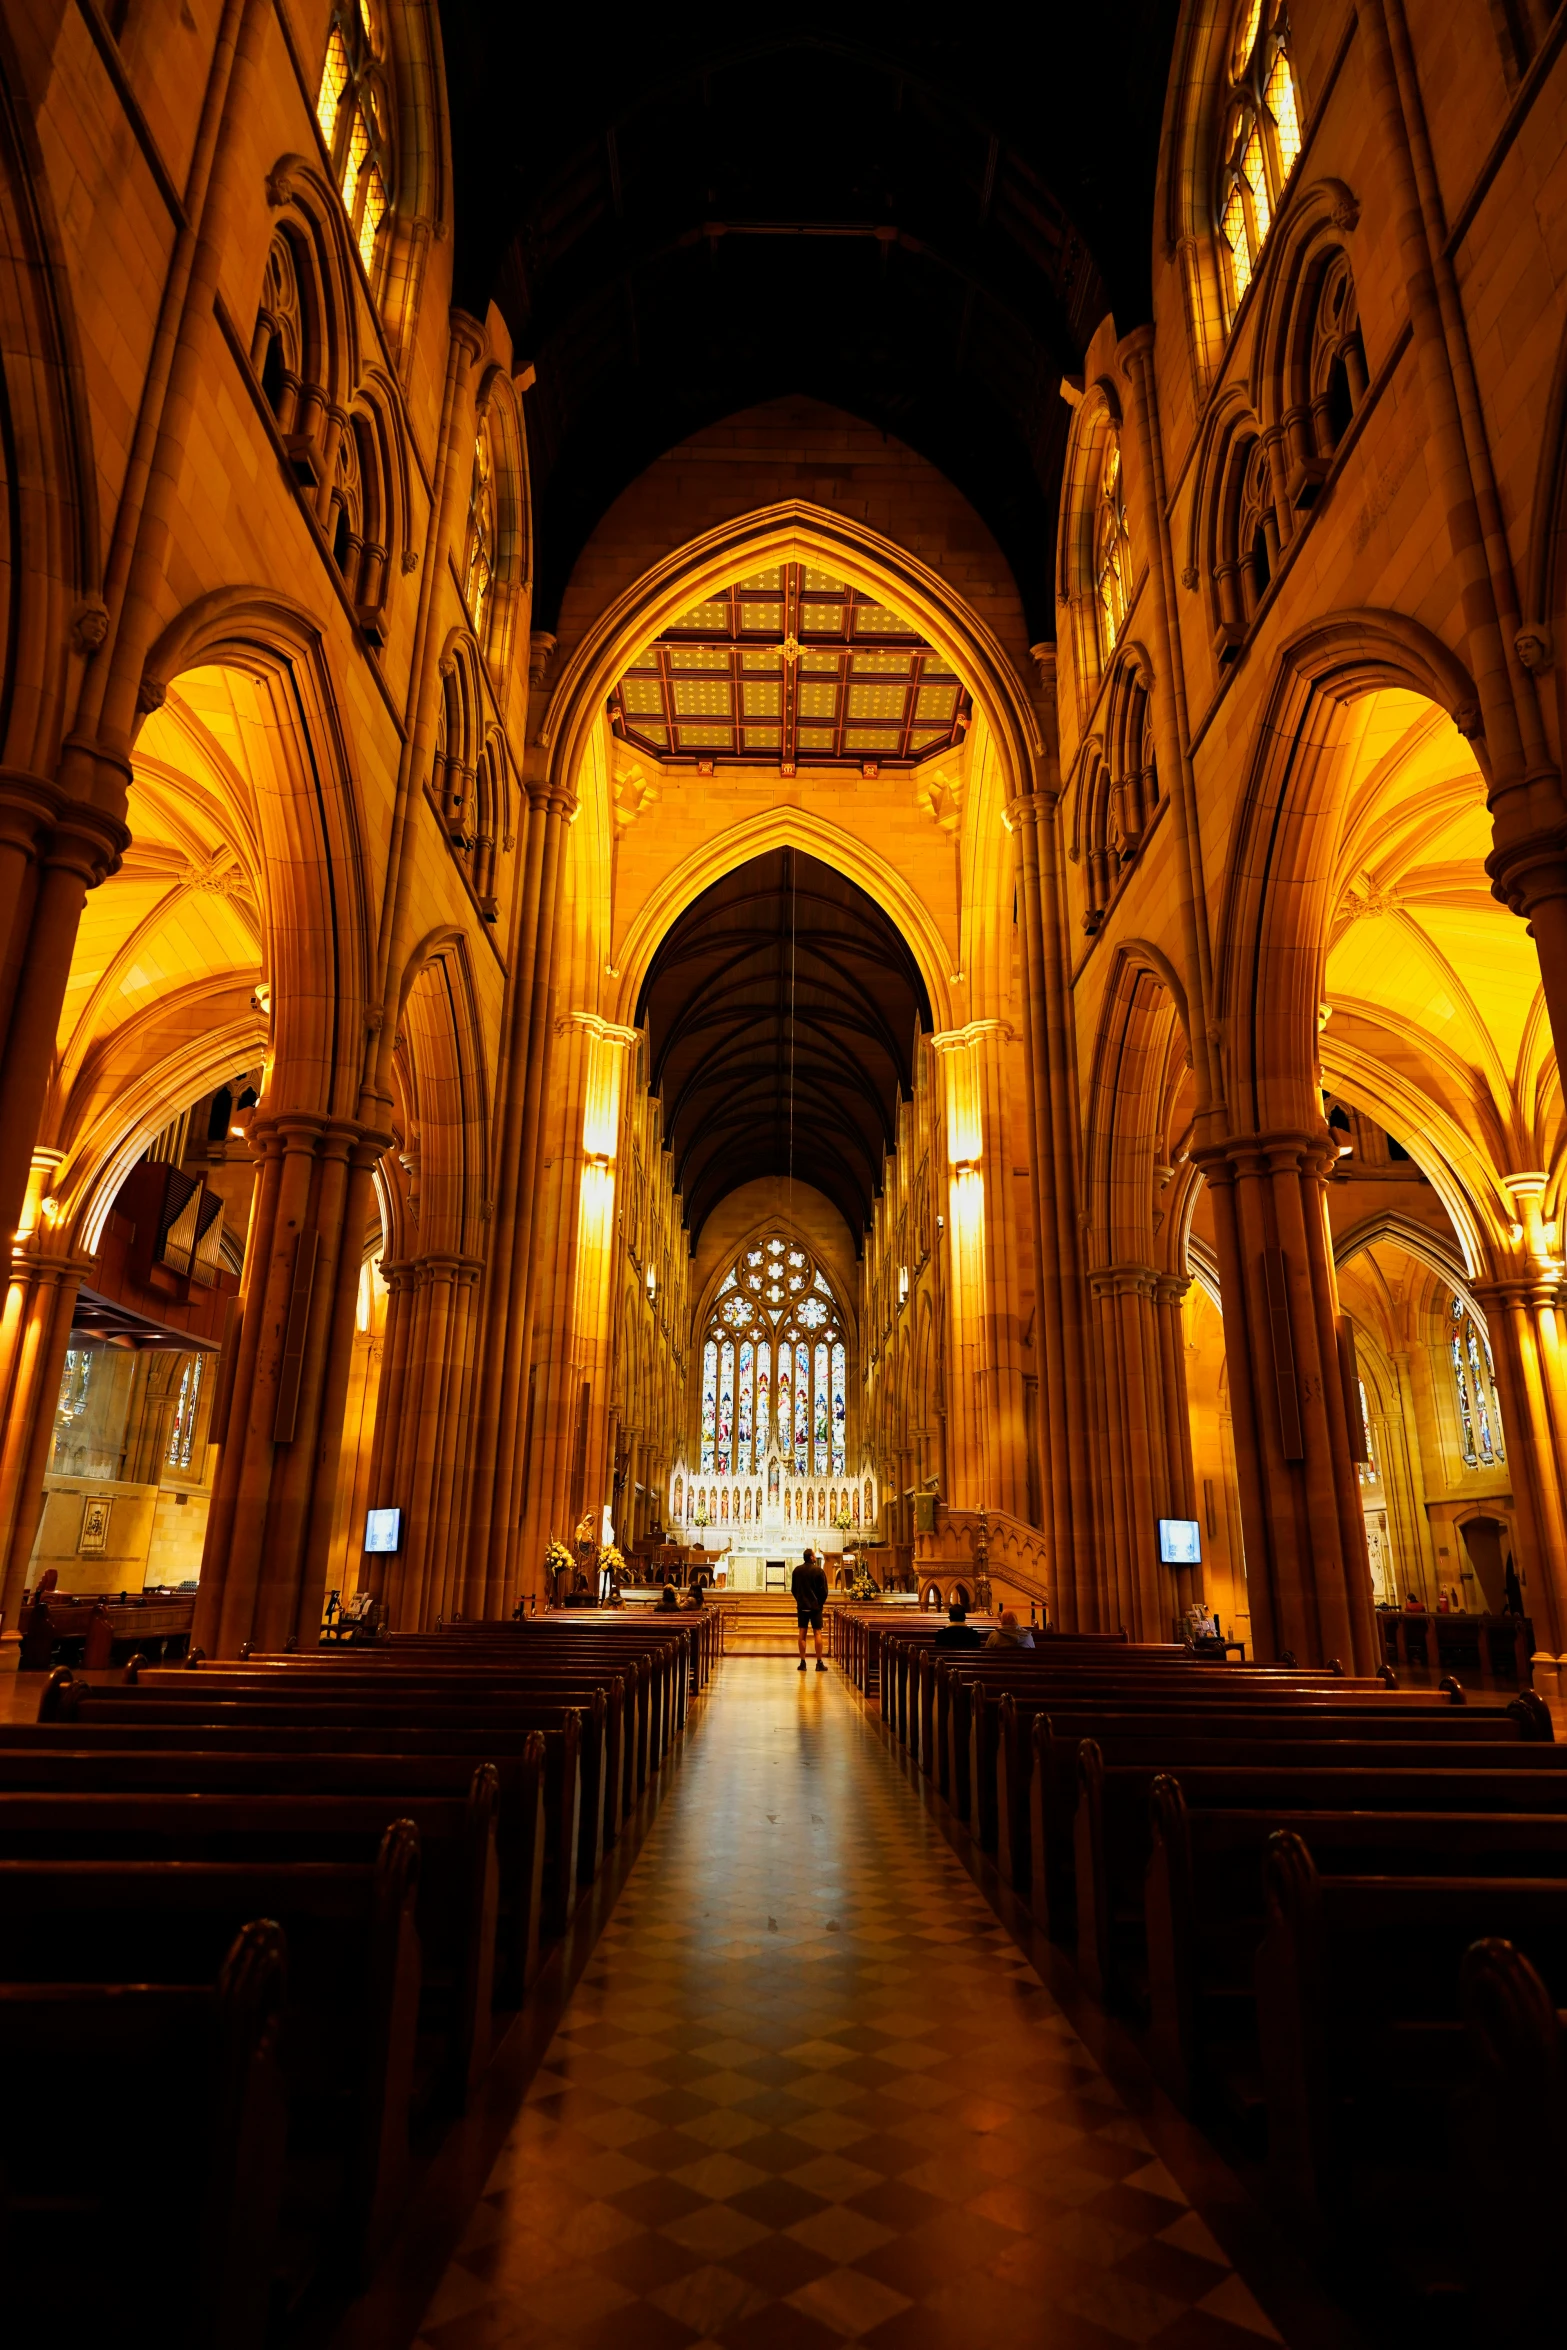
[364, 1506, 402, 1554]
[1158, 1517, 1202, 1566]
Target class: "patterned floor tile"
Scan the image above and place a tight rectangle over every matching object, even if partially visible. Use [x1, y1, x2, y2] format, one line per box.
[410, 1664, 1291, 2350]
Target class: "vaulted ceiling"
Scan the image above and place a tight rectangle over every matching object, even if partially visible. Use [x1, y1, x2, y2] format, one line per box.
[638, 849, 931, 1246]
[438, 10, 1184, 635]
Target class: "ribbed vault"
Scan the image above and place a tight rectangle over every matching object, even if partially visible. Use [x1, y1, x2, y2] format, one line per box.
[638, 847, 931, 1246]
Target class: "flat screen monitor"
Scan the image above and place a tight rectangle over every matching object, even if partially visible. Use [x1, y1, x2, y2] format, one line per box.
[364, 1506, 402, 1555]
[1158, 1517, 1202, 1566]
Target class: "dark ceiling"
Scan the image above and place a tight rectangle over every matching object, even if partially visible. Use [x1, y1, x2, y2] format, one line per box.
[638, 850, 932, 1248]
[437, 9, 1183, 639]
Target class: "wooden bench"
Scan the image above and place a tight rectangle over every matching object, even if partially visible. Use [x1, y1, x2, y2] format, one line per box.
[1029, 1710, 1561, 1946]
[32, 1673, 587, 1938]
[0, 1736, 547, 2001]
[123, 1660, 633, 1855]
[1255, 1834, 1567, 2322]
[0, 1916, 286, 2350]
[0, 1777, 499, 2110]
[0, 1822, 422, 2295]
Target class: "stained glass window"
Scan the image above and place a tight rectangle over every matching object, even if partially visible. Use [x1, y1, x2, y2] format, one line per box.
[166, 1355, 205, 1471]
[700, 1231, 850, 1489]
[717, 1341, 734, 1476]
[1356, 1377, 1378, 1487]
[57, 1347, 93, 1426]
[464, 421, 497, 647]
[700, 1339, 717, 1474]
[1094, 435, 1131, 664]
[1450, 1295, 1505, 1470]
[737, 1340, 754, 1474]
[1216, 0, 1303, 326]
[314, 0, 395, 287]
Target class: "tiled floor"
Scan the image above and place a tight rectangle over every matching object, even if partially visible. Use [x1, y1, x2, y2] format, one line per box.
[413, 1662, 1286, 2350]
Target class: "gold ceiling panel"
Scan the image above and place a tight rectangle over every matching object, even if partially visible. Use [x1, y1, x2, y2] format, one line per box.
[610, 561, 970, 770]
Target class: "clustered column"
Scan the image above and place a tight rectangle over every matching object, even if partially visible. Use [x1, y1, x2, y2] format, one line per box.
[1194, 1129, 1377, 1670]
[196, 1111, 389, 1655]
[1011, 781, 1100, 1627]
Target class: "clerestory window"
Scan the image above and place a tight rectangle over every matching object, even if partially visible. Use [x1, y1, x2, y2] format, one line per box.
[315, 0, 395, 282]
[1216, 0, 1303, 324]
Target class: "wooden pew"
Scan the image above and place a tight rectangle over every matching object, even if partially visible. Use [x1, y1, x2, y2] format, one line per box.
[0, 1777, 498, 2109]
[1254, 1832, 1567, 2320]
[973, 1675, 1545, 1898]
[1032, 1709, 1560, 1949]
[0, 1737, 547, 2002]
[0, 1916, 288, 2350]
[1142, 1773, 1567, 2118]
[124, 1660, 631, 1855]
[1459, 1936, 1567, 2346]
[945, 1659, 1478, 1833]
[0, 1821, 423, 2293]
[30, 1673, 587, 1938]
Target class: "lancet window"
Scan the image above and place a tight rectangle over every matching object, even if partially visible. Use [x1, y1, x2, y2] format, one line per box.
[464, 420, 498, 646]
[315, 0, 396, 282]
[1216, 0, 1303, 323]
[166, 1355, 204, 1472]
[1450, 1297, 1505, 1471]
[698, 1236, 848, 1477]
[1093, 435, 1132, 665]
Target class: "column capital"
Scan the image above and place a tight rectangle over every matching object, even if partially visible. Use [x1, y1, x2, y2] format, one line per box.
[929, 1018, 1013, 1056]
[1189, 1125, 1339, 1183]
[558, 1010, 640, 1049]
[1089, 1261, 1159, 1300]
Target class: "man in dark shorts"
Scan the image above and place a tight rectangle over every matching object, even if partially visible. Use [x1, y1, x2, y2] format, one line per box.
[792, 1548, 829, 1671]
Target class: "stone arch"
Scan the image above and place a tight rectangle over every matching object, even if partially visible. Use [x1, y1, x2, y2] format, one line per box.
[259, 158, 362, 422]
[470, 364, 530, 682]
[1214, 609, 1484, 1138]
[540, 498, 1043, 864]
[1056, 381, 1128, 703]
[393, 928, 490, 1262]
[375, 0, 450, 375]
[65, 1006, 268, 1255]
[1249, 181, 1367, 506]
[612, 810, 956, 1042]
[0, 23, 100, 777]
[1158, 0, 1249, 397]
[139, 592, 375, 1121]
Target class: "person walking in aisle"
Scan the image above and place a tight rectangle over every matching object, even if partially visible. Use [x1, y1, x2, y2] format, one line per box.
[793, 1548, 829, 1671]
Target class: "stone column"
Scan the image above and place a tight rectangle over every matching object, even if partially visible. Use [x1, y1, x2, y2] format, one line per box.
[1470, 1270, 1567, 1652]
[467, 772, 576, 1614]
[0, 1247, 92, 1633]
[1011, 788, 1100, 1625]
[1193, 1129, 1378, 1669]
[195, 1110, 390, 1654]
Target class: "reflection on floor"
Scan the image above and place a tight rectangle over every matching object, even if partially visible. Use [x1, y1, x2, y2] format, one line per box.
[413, 1662, 1288, 2350]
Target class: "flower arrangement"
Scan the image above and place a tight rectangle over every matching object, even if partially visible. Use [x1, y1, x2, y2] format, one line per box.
[833, 1506, 853, 1534]
[545, 1537, 575, 1584]
[600, 1543, 626, 1581]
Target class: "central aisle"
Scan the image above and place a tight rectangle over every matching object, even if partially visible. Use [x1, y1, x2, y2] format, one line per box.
[414, 1663, 1283, 2350]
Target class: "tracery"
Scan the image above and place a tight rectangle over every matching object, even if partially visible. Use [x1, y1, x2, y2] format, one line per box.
[1216, 0, 1303, 321]
[315, 0, 396, 281]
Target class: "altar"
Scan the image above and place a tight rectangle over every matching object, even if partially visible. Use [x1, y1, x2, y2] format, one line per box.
[722, 1553, 791, 1593]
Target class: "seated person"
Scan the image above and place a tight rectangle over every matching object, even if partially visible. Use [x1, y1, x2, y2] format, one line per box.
[1183, 1598, 1224, 1651]
[934, 1603, 985, 1650]
[660, 1584, 680, 1612]
[1403, 1584, 1427, 1612]
[985, 1608, 1034, 1650]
